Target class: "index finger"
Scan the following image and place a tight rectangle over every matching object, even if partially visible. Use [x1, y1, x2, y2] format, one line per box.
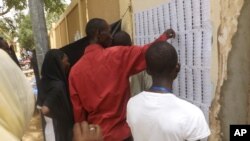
[81, 121, 90, 135]
[73, 123, 82, 140]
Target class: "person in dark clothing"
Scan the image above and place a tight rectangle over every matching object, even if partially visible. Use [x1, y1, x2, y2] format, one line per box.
[38, 49, 74, 141]
[112, 31, 132, 46]
[31, 49, 40, 85]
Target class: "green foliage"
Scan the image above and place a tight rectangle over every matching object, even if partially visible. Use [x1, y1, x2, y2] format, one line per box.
[44, 0, 67, 14]
[0, 0, 68, 49]
[17, 15, 35, 50]
[3, 0, 66, 13]
[0, 17, 17, 42]
[44, 0, 67, 30]
[6, 0, 27, 11]
[0, 0, 26, 15]
[45, 9, 64, 30]
[1, 0, 67, 16]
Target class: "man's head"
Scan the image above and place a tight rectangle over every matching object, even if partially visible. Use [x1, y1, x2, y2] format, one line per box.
[146, 41, 180, 80]
[112, 31, 132, 46]
[85, 18, 112, 48]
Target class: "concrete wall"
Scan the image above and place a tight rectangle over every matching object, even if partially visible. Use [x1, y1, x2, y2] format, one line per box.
[119, 0, 132, 38]
[79, 0, 87, 36]
[87, 0, 120, 24]
[209, 0, 245, 140]
[220, 1, 250, 140]
[67, 5, 81, 43]
[59, 19, 68, 46]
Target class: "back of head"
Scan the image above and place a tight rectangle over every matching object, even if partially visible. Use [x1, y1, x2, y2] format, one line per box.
[0, 49, 34, 140]
[85, 18, 108, 40]
[145, 41, 178, 78]
[112, 31, 132, 46]
[85, 18, 112, 47]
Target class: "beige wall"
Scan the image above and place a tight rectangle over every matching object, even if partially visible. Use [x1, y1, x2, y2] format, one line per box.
[49, 0, 120, 48]
[87, 0, 120, 24]
[55, 26, 61, 48]
[67, 5, 81, 43]
[119, 0, 132, 37]
[59, 19, 68, 46]
[80, 0, 87, 36]
[132, 0, 170, 12]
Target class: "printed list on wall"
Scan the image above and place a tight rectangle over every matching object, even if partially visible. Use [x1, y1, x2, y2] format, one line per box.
[134, 0, 212, 121]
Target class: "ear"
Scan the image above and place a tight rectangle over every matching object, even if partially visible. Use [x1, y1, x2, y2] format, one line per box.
[176, 63, 180, 73]
[170, 63, 180, 80]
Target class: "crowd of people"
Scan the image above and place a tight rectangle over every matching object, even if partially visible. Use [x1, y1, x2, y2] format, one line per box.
[0, 18, 210, 141]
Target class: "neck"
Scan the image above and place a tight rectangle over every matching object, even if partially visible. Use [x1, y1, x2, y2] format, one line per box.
[89, 40, 97, 44]
[151, 77, 173, 91]
[88, 37, 98, 44]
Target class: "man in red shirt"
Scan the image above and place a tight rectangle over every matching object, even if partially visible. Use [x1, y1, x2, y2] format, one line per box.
[69, 18, 175, 141]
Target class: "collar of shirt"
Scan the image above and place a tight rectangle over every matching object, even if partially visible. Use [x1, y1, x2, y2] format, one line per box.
[85, 44, 104, 54]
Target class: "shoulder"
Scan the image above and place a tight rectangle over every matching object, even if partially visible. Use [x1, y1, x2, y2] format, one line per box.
[180, 102, 210, 140]
[174, 97, 201, 111]
[105, 46, 130, 55]
[169, 97, 205, 120]
[127, 92, 145, 108]
[177, 99, 207, 126]
[106, 46, 143, 55]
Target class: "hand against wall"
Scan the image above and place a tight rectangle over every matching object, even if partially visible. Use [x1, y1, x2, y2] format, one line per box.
[165, 29, 176, 39]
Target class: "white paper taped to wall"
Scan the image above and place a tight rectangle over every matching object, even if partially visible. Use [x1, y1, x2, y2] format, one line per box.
[133, 0, 212, 123]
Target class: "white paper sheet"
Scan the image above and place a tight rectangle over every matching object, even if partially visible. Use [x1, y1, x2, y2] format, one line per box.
[133, 0, 212, 125]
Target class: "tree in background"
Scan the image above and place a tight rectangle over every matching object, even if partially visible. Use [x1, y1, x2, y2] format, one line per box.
[17, 14, 35, 51]
[0, 17, 17, 43]
[28, 0, 67, 72]
[0, 0, 26, 16]
[0, 0, 68, 73]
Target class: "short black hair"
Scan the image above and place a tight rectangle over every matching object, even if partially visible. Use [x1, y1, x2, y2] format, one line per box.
[85, 18, 107, 39]
[146, 41, 178, 76]
[112, 31, 132, 46]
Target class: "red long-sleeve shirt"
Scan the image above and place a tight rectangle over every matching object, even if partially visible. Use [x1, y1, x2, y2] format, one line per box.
[69, 34, 169, 141]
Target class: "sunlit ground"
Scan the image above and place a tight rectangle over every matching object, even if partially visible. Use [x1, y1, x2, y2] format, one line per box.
[22, 70, 44, 141]
[22, 110, 44, 141]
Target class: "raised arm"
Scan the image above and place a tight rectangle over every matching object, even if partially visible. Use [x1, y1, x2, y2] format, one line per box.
[120, 29, 176, 75]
